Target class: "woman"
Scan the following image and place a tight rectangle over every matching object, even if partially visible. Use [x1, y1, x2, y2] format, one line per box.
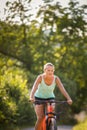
[30, 62, 72, 130]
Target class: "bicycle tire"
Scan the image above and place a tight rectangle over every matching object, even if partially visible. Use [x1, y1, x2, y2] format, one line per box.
[47, 118, 57, 130]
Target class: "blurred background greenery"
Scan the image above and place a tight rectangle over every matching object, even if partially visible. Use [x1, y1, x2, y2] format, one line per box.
[0, 0, 87, 130]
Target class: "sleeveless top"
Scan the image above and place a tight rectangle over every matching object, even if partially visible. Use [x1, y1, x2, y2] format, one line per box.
[34, 75, 57, 99]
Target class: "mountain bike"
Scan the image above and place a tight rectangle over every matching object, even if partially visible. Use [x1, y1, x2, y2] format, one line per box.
[33, 99, 68, 130]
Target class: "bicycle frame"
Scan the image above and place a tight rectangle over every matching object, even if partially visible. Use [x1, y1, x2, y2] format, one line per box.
[42, 102, 55, 130]
[31, 99, 67, 130]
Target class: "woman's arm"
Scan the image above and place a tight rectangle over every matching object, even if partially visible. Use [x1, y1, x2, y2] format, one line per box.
[56, 76, 73, 105]
[30, 75, 42, 101]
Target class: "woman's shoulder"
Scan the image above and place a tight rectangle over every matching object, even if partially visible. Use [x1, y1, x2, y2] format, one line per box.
[54, 75, 60, 81]
[37, 74, 43, 82]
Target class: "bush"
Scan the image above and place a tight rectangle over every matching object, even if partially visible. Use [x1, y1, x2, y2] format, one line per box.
[73, 118, 87, 130]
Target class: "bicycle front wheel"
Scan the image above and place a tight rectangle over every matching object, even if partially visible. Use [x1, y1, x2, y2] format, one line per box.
[47, 118, 57, 130]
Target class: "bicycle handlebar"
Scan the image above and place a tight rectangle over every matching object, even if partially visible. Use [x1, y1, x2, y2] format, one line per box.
[29, 99, 68, 105]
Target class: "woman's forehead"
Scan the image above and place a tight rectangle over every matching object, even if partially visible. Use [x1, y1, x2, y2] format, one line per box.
[45, 65, 54, 70]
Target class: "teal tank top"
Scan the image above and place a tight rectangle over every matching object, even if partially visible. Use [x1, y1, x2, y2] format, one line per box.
[34, 75, 56, 99]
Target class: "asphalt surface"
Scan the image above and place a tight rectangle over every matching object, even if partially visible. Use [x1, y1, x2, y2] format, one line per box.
[22, 125, 73, 130]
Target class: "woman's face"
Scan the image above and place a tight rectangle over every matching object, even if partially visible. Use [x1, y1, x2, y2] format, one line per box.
[44, 65, 54, 76]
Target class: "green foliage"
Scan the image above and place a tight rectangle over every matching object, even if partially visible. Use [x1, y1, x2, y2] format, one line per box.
[0, 58, 35, 126]
[73, 118, 87, 130]
[0, 21, 33, 70]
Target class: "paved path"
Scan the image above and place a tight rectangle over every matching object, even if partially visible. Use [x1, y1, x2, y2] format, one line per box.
[57, 125, 73, 130]
[21, 125, 73, 130]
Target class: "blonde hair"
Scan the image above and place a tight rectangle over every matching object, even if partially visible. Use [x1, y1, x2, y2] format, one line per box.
[44, 62, 55, 70]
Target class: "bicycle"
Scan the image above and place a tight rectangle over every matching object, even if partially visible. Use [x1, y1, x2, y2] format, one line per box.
[31, 99, 68, 130]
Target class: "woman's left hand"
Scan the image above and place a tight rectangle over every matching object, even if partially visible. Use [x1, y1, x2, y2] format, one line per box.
[67, 99, 73, 105]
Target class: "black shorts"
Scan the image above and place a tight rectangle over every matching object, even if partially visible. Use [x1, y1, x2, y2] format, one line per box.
[34, 96, 55, 105]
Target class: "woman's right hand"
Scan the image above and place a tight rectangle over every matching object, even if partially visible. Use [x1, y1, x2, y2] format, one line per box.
[29, 97, 35, 102]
